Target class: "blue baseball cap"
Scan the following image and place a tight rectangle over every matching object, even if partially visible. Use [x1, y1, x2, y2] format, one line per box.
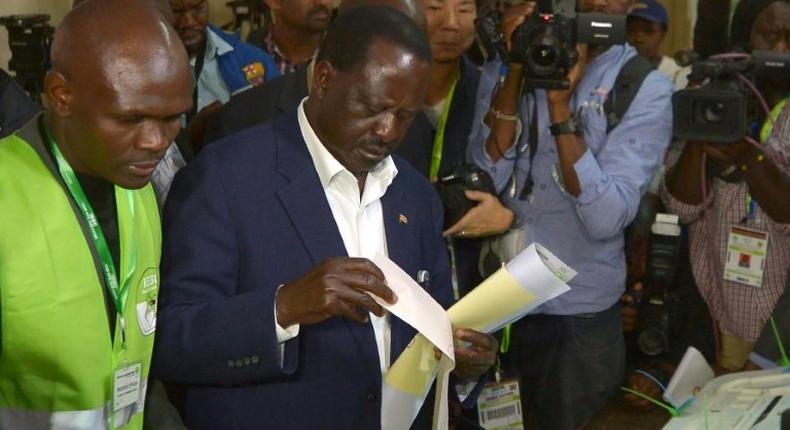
[629, 0, 669, 28]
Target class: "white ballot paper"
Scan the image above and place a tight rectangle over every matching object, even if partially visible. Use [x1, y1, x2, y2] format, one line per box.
[372, 243, 574, 430]
[663, 346, 715, 408]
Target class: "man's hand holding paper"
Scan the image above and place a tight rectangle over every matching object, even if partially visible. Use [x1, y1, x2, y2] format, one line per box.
[275, 257, 398, 327]
[373, 243, 574, 429]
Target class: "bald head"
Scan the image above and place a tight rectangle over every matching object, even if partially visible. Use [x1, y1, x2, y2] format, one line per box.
[72, 0, 175, 24]
[46, 0, 193, 189]
[55, 0, 185, 80]
[338, 0, 426, 31]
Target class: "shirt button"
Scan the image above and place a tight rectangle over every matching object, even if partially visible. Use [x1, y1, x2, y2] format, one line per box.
[527, 217, 534, 224]
[548, 148, 556, 154]
[366, 390, 377, 402]
[540, 184, 547, 190]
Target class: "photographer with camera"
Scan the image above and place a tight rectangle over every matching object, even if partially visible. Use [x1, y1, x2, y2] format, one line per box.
[661, 0, 790, 372]
[0, 68, 39, 139]
[467, 0, 673, 427]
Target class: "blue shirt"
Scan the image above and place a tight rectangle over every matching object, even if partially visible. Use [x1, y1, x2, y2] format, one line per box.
[468, 45, 673, 314]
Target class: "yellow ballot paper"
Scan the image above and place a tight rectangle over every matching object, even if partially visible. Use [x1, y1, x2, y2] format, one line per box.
[373, 243, 574, 430]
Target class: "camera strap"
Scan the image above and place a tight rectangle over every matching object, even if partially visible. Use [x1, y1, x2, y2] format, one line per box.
[429, 76, 459, 181]
[186, 42, 208, 123]
[603, 55, 654, 134]
[518, 88, 540, 200]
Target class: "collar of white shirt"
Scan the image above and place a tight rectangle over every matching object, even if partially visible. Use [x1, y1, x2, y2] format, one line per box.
[203, 27, 234, 64]
[296, 99, 398, 197]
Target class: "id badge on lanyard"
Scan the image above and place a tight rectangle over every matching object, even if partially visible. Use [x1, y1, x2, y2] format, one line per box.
[724, 196, 769, 288]
[45, 127, 142, 428]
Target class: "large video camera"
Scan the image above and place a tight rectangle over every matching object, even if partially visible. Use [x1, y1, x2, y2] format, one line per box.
[673, 50, 790, 143]
[0, 14, 54, 103]
[635, 214, 682, 357]
[476, 0, 626, 89]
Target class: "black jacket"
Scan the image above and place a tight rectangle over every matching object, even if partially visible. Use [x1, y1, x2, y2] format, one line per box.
[0, 69, 40, 139]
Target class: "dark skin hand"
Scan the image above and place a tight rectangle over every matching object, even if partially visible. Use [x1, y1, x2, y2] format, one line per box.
[624, 371, 663, 409]
[666, 140, 790, 223]
[620, 282, 643, 333]
[276, 257, 397, 327]
[485, 2, 597, 197]
[278, 258, 497, 380]
[434, 328, 499, 380]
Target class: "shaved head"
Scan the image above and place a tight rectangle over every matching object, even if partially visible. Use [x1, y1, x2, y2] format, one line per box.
[46, 0, 193, 188]
[338, 0, 426, 31]
[72, 0, 175, 24]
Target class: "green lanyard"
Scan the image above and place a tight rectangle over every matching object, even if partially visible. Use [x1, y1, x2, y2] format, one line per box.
[746, 98, 787, 220]
[759, 98, 787, 145]
[45, 129, 137, 350]
[429, 78, 458, 181]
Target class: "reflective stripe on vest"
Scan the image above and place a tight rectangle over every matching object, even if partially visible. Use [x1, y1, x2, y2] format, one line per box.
[0, 380, 149, 430]
[0, 405, 106, 430]
[0, 132, 161, 430]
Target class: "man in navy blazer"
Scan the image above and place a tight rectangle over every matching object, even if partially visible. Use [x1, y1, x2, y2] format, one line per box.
[153, 6, 496, 429]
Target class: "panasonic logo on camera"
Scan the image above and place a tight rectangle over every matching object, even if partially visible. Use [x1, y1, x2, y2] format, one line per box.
[591, 21, 613, 28]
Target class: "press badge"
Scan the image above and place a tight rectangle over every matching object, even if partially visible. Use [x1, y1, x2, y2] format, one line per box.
[477, 379, 524, 430]
[113, 363, 141, 413]
[723, 226, 769, 288]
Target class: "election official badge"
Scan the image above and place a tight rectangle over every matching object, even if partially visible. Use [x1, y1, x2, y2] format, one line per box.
[243, 62, 266, 86]
[136, 268, 159, 336]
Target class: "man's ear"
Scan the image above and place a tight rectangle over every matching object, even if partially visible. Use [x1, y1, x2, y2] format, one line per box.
[311, 60, 335, 100]
[44, 71, 73, 117]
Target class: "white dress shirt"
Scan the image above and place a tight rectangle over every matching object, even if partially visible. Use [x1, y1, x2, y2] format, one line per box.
[276, 99, 398, 375]
[191, 27, 234, 112]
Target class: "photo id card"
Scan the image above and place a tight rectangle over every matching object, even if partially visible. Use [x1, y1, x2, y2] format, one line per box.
[724, 226, 769, 288]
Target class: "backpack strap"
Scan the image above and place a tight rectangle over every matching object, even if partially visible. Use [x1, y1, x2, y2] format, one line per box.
[604, 54, 655, 134]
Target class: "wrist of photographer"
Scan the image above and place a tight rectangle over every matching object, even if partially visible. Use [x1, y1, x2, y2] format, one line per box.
[443, 191, 514, 239]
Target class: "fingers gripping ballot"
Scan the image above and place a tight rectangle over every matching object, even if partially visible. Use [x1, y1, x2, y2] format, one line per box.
[275, 257, 398, 327]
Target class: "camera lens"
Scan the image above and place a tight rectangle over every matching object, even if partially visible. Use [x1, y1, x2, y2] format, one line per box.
[702, 101, 727, 124]
[637, 328, 667, 357]
[526, 36, 561, 76]
[531, 45, 558, 68]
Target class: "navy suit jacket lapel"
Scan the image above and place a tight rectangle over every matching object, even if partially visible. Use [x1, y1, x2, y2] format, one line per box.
[273, 111, 381, 381]
[381, 171, 420, 363]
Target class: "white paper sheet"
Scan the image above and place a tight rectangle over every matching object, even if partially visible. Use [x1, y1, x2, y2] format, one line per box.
[373, 243, 573, 430]
[663, 346, 715, 408]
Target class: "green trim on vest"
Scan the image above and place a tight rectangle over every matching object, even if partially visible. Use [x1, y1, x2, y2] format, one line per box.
[0, 131, 161, 430]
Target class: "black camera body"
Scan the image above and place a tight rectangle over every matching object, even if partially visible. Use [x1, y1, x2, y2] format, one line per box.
[510, 4, 625, 89]
[673, 50, 790, 143]
[436, 164, 497, 229]
[635, 215, 682, 357]
[0, 14, 53, 102]
[511, 12, 579, 89]
[474, 1, 625, 89]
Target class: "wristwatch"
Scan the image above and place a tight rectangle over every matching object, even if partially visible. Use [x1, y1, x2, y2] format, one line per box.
[549, 117, 582, 137]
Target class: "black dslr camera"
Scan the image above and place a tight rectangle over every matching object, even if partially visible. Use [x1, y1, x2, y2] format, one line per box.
[673, 50, 790, 143]
[0, 14, 54, 102]
[635, 215, 682, 357]
[436, 164, 497, 229]
[509, 0, 625, 89]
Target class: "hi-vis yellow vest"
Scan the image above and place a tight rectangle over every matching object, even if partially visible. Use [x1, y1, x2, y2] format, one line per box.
[0, 124, 161, 430]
